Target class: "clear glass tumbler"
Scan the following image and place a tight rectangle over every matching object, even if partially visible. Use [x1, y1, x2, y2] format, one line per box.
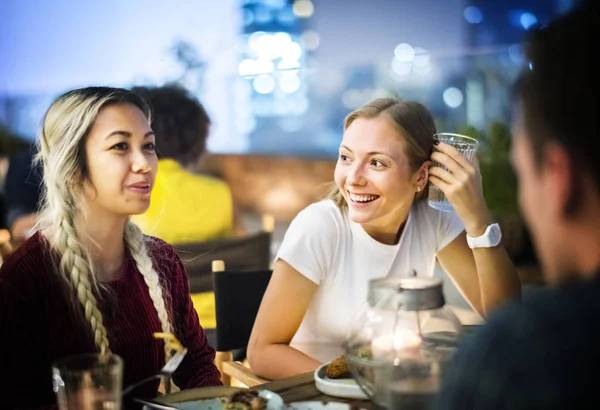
[52, 353, 123, 410]
[428, 133, 479, 212]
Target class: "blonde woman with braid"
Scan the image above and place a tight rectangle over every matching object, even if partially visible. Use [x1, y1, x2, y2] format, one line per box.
[0, 87, 221, 409]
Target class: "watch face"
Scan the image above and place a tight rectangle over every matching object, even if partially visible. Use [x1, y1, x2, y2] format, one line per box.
[490, 225, 501, 244]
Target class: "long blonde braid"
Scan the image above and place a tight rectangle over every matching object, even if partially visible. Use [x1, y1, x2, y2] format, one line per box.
[52, 197, 111, 354]
[124, 222, 173, 361]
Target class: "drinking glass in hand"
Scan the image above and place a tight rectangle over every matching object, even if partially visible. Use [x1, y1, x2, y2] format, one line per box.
[53, 353, 123, 410]
[428, 133, 479, 212]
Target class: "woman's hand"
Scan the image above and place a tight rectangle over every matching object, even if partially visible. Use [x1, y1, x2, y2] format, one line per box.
[428, 141, 492, 236]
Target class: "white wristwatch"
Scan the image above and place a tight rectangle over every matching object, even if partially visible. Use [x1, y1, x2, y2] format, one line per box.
[466, 223, 502, 249]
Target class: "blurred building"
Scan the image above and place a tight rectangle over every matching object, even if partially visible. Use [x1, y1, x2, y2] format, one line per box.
[460, 0, 583, 129]
[233, 0, 316, 154]
[2, 0, 583, 157]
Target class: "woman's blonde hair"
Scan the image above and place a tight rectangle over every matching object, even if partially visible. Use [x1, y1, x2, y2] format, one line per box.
[35, 86, 173, 359]
[327, 98, 437, 207]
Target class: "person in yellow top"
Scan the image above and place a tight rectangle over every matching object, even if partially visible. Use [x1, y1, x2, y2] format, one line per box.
[131, 84, 241, 243]
[139, 157, 234, 244]
[131, 84, 244, 331]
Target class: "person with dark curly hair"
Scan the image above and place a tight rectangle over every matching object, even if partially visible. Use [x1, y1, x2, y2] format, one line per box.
[131, 84, 243, 244]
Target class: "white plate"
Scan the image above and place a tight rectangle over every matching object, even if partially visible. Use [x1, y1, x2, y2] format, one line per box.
[287, 401, 362, 410]
[144, 388, 284, 410]
[314, 363, 368, 400]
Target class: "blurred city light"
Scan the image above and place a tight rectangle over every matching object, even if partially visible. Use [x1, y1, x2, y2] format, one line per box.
[272, 32, 293, 54]
[520, 12, 538, 29]
[243, 9, 255, 26]
[391, 59, 412, 76]
[278, 58, 301, 73]
[300, 30, 320, 50]
[413, 64, 432, 76]
[237, 0, 312, 124]
[254, 6, 272, 24]
[508, 44, 524, 64]
[508, 10, 538, 30]
[253, 74, 276, 94]
[281, 41, 303, 60]
[276, 6, 296, 25]
[413, 47, 431, 67]
[279, 72, 301, 93]
[394, 43, 415, 62]
[443, 87, 464, 108]
[238, 58, 257, 76]
[463, 6, 483, 24]
[293, 0, 314, 18]
[263, 0, 287, 9]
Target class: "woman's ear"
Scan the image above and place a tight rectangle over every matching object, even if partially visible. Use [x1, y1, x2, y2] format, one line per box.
[416, 161, 431, 187]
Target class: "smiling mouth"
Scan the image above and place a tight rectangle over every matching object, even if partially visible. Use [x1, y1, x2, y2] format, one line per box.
[348, 192, 380, 203]
[127, 184, 151, 193]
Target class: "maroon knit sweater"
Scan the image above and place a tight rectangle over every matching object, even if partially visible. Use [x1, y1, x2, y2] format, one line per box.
[0, 232, 222, 409]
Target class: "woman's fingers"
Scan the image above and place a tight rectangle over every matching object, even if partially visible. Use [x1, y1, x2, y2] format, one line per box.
[434, 141, 476, 173]
[428, 165, 456, 185]
[428, 175, 451, 192]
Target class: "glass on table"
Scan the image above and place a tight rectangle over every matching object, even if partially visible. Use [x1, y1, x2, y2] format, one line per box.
[383, 355, 442, 410]
[428, 133, 479, 212]
[52, 353, 123, 410]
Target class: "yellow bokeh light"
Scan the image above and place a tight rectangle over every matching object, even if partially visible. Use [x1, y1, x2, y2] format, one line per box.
[293, 0, 314, 18]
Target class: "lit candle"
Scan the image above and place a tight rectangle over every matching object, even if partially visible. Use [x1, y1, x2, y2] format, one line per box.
[372, 328, 422, 361]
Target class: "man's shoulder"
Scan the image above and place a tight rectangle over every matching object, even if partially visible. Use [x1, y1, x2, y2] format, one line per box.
[438, 281, 600, 409]
[474, 284, 600, 350]
[452, 281, 600, 380]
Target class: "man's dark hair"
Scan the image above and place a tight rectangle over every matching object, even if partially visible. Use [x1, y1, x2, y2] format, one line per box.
[516, 0, 599, 214]
[131, 84, 210, 167]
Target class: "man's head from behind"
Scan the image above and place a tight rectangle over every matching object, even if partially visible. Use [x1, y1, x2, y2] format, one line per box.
[512, 0, 600, 284]
[131, 84, 210, 168]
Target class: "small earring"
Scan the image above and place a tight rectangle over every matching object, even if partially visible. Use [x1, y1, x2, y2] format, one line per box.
[416, 186, 421, 192]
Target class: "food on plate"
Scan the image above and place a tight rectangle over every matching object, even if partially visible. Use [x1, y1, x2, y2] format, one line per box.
[226, 389, 267, 410]
[354, 346, 372, 359]
[325, 355, 352, 379]
[153, 332, 185, 353]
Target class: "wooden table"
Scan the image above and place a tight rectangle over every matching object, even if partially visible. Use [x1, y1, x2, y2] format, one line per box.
[252, 315, 482, 410]
[257, 372, 374, 409]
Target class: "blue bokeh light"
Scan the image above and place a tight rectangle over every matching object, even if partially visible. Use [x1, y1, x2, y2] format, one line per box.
[509, 10, 538, 30]
[463, 6, 483, 24]
[520, 12, 538, 29]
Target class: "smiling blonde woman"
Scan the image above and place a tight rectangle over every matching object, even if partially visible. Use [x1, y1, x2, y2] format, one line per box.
[248, 98, 521, 380]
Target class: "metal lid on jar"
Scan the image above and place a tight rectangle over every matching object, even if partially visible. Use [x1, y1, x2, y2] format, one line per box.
[368, 276, 445, 311]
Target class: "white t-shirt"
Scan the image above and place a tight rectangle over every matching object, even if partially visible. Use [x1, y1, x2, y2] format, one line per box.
[276, 199, 465, 355]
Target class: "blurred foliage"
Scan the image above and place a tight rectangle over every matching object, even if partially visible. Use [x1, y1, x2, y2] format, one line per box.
[457, 122, 519, 219]
[456, 124, 485, 142]
[0, 124, 28, 158]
